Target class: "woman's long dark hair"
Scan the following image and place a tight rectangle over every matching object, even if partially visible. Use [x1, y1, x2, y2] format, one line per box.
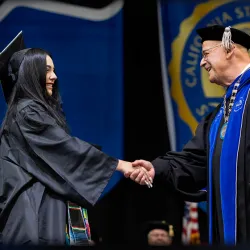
[1, 48, 68, 136]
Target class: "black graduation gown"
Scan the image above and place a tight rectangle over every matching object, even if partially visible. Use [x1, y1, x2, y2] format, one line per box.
[0, 99, 118, 245]
[151, 97, 250, 244]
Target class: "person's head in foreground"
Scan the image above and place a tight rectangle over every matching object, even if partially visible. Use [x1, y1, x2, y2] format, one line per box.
[144, 220, 174, 246]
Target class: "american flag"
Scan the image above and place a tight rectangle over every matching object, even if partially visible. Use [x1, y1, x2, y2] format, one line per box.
[182, 202, 200, 245]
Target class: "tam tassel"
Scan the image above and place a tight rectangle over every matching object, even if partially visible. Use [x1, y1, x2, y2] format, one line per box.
[222, 26, 233, 51]
[169, 225, 174, 237]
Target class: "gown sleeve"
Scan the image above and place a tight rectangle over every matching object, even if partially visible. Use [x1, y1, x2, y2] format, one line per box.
[152, 114, 211, 202]
[14, 100, 118, 207]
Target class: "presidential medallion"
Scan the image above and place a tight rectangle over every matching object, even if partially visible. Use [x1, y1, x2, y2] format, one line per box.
[220, 122, 228, 140]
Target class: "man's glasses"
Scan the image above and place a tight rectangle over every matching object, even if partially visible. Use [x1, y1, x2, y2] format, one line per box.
[202, 43, 222, 59]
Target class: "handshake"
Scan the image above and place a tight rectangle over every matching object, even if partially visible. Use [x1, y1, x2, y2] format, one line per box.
[117, 159, 155, 188]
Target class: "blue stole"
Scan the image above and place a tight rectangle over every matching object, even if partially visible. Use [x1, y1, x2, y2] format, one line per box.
[208, 69, 250, 244]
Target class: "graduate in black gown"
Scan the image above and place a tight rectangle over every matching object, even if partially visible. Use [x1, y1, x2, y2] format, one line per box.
[130, 25, 250, 245]
[0, 31, 152, 245]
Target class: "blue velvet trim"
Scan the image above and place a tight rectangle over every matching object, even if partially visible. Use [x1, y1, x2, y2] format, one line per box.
[220, 87, 250, 244]
[208, 70, 250, 244]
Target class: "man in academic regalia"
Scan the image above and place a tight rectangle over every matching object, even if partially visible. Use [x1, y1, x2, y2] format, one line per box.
[130, 25, 250, 245]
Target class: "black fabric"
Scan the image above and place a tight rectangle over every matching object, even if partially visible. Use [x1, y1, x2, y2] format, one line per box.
[212, 117, 224, 244]
[8, 49, 29, 74]
[196, 25, 250, 49]
[0, 99, 118, 245]
[0, 31, 26, 102]
[152, 113, 211, 202]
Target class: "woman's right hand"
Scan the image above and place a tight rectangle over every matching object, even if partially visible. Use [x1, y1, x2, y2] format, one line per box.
[117, 160, 153, 188]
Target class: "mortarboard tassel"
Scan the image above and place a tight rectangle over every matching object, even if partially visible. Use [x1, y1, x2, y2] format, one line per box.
[169, 225, 174, 237]
[222, 26, 233, 52]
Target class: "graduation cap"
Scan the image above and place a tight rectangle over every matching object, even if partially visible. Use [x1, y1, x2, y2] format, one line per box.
[196, 25, 250, 50]
[0, 31, 29, 102]
[144, 220, 174, 237]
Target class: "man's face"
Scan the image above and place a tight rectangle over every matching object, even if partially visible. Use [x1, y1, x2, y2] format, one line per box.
[147, 229, 172, 246]
[200, 40, 228, 86]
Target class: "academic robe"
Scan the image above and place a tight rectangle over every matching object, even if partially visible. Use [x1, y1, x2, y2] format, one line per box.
[0, 99, 118, 245]
[152, 74, 250, 245]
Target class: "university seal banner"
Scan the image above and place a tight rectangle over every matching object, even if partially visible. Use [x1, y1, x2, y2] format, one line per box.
[0, 0, 124, 197]
[158, 0, 250, 152]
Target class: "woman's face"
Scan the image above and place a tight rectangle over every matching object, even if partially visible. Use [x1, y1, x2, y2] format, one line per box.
[46, 55, 57, 96]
